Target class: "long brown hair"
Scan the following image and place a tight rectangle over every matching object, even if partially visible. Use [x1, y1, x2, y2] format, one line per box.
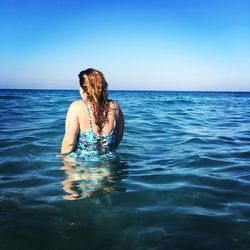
[78, 68, 110, 134]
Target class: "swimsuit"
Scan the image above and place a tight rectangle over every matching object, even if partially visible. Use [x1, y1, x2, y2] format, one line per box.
[67, 100, 118, 162]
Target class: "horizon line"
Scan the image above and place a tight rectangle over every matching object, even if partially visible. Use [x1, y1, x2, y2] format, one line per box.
[1, 88, 250, 93]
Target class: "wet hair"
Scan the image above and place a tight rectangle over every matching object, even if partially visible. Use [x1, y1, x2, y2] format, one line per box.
[78, 68, 110, 134]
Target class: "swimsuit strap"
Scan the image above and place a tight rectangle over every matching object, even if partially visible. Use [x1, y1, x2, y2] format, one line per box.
[82, 99, 93, 131]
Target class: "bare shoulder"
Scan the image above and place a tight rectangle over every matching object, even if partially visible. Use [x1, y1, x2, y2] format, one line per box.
[68, 100, 83, 112]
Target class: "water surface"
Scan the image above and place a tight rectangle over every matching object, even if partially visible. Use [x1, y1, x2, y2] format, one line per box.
[0, 89, 250, 250]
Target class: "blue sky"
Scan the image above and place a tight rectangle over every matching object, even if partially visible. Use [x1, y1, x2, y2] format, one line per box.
[0, 0, 249, 90]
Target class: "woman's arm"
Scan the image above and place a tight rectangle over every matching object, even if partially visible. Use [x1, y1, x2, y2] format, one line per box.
[61, 102, 79, 155]
[114, 102, 124, 148]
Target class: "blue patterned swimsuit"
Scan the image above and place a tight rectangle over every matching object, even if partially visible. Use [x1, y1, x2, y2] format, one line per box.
[67, 100, 118, 162]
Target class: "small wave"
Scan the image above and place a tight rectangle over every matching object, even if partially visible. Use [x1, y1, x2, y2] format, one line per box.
[235, 135, 250, 142]
[180, 137, 207, 144]
[176, 206, 232, 217]
[237, 130, 250, 136]
[217, 135, 236, 142]
[0, 96, 22, 99]
[187, 155, 235, 168]
[159, 99, 195, 105]
[232, 150, 250, 158]
[0, 176, 50, 188]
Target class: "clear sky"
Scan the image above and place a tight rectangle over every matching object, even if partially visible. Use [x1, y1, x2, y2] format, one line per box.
[0, 0, 249, 90]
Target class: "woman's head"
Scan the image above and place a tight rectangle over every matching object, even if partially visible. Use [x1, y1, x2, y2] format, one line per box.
[78, 68, 108, 105]
[78, 68, 110, 134]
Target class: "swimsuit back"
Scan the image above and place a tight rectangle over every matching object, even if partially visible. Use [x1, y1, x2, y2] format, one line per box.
[68, 100, 118, 161]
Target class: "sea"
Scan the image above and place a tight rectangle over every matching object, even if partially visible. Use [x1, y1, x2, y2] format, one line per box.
[0, 89, 250, 250]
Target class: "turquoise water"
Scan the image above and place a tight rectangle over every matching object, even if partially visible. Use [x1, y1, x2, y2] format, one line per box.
[0, 89, 250, 250]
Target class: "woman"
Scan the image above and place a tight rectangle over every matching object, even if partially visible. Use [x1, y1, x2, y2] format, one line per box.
[61, 68, 124, 160]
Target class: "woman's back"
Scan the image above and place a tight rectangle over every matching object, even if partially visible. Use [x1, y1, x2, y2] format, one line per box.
[77, 99, 117, 136]
[63, 99, 124, 162]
